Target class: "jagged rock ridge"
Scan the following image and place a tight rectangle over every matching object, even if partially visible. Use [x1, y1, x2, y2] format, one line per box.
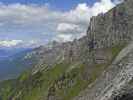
[1, 0, 133, 100]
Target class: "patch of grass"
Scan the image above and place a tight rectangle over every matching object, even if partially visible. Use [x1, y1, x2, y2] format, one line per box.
[0, 79, 17, 100]
[88, 64, 107, 83]
[51, 63, 108, 100]
[47, 64, 90, 100]
[3, 62, 71, 100]
[111, 44, 126, 59]
[19, 71, 30, 82]
[128, 78, 133, 85]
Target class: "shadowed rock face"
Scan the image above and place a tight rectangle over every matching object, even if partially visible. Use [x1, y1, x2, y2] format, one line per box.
[114, 93, 133, 100]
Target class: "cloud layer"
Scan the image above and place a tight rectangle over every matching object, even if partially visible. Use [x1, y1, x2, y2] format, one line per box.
[0, 0, 120, 47]
[0, 40, 23, 47]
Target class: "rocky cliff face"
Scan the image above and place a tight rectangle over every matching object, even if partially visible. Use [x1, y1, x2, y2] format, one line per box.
[74, 42, 133, 100]
[1, 0, 133, 100]
[74, 0, 133, 100]
[88, 0, 133, 49]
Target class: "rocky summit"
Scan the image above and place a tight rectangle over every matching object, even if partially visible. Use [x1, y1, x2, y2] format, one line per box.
[1, 0, 133, 100]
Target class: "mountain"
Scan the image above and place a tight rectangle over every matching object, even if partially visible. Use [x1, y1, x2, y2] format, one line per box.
[0, 48, 27, 60]
[1, 0, 133, 100]
[0, 48, 40, 81]
[0, 49, 10, 58]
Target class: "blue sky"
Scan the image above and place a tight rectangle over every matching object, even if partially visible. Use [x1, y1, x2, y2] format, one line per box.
[0, 0, 96, 10]
[0, 0, 121, 48]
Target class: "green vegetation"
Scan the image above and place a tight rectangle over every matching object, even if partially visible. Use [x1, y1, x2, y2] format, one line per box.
[48, 64, 88, 100]
[0, 79, 16, 100]
[0, 43, 126, 100]
[111, 44, 126, 59]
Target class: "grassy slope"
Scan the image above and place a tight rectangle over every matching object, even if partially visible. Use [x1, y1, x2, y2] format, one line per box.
[0, 44, 125, 100]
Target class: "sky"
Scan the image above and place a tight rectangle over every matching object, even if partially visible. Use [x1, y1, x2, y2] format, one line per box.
[0, 0, 123, 48]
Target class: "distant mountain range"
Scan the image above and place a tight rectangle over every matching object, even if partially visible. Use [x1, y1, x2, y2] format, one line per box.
[0, 48, 29, 59]
[2, 0, 133, 100]
[0, 47, 38, 81]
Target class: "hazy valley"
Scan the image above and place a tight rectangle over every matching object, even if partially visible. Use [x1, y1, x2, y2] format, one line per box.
[1, 0, 133, 100]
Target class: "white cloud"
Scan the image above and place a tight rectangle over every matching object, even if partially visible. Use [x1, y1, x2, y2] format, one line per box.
[91, 0, 115, 16]
[0, 0, 119, 45]
[55, 34, 73, 42]
[0, 40, 23, 47]
[55, 0, 116, 41]
[0, 39, 41, 47]
[57, 23, 82, 33]
[57, 23, 77, 32]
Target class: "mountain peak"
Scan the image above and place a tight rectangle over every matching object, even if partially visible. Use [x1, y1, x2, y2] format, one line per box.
[1, 0, 133, 100]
